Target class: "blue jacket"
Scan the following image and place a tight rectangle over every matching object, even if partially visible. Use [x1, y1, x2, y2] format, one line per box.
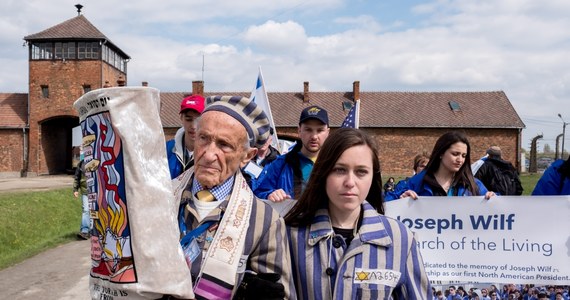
[532, 159, 570, 195]
[384, 170, 489, 201]
[385, 178, 410, 202]
[254, 152, 313, 200]
[166, 128, 191, 179]
[287, 201, 432, 299]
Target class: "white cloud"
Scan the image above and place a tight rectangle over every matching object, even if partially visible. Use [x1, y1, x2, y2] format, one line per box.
[243, 20, 308, 53]
[2, 0, 570, 150]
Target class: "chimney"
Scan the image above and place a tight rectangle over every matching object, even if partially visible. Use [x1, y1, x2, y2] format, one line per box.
[353, 81, 360, 101]
[142, 81, 148, 87]
[303, 81, 310, 103]
[117, 75, 125, 87]
[192, 81, 204, 96]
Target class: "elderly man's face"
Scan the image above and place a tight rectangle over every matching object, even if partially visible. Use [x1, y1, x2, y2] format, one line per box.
[194, 111, 257, 188]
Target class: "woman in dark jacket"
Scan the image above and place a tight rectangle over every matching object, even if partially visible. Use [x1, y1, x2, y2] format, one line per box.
[386, 131, 494, 200]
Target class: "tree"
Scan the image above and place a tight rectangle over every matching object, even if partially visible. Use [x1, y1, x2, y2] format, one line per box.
[543, 143, 552, 154]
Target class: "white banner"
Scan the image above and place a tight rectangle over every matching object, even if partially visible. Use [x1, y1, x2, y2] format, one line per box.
[385, 196, 570, 285]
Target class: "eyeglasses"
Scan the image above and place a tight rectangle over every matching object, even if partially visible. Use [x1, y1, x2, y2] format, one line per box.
[491, 294, 497, 297]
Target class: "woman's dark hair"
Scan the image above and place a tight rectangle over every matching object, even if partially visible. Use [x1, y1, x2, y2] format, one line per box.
[424, 131, 479, 195]
[284, 128, 383, 227]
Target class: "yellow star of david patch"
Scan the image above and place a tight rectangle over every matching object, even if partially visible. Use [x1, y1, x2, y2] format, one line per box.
[355, 270, 370, 281]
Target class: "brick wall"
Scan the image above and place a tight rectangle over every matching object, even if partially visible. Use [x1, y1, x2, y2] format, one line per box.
[0, 130, 24, 176]
[269, 127, 520, 176]
[7, 113, 519, 176]
[375, 128, 520, 176]
[102, 64, 127, 87]
[27, 59, 126, 175]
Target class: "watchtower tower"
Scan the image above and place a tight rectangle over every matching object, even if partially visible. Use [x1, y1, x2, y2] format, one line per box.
[23, 5, 130, 175]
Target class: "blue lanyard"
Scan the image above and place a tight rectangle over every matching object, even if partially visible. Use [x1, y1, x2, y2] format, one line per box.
[178, 202, 189, 235]
[178, 202, 216, 247]
[180, 221, 214, 247]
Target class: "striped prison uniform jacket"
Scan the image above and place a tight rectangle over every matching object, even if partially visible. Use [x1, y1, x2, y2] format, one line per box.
[181, 184, 297, 299]
[287, 201, 432, 300]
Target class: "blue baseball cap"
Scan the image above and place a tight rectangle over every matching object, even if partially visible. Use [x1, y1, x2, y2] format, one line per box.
[299, 105, 328, 126]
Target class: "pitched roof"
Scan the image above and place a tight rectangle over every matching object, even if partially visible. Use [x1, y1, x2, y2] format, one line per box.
[358, 91, 525, 128]
[25, 15, 106, 40]
[0, 90, 524, 130]
[160, 90, 525, 129]
[24, 15, 129, 58]
[0, 93, 27, 128]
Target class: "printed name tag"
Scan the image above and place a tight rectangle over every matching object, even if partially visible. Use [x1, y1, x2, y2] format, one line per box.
[354, 268, 401, 287]
[243, 161, 263, 178]
[183, 239, 201, 267]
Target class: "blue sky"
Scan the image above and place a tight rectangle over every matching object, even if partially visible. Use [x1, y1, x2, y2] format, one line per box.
[1, 0, 569, 153]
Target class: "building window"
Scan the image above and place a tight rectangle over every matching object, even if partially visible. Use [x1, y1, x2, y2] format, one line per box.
[342, 100, 354, 111]
[101, 44, 127, 72]
[449, 101, 461, 111]
[55, 42, 76, 59]
[41, 85, 49, 98]
[78, 42, 85, 59]
[31, 42, 53, 60]
[102, 44, 108, 61]
[78, 42, 100, 59]
[83, 85, 91, 94]
[89, 42, 100, 59]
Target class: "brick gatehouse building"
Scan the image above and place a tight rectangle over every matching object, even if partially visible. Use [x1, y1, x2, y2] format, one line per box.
[0, 10, 525, 177]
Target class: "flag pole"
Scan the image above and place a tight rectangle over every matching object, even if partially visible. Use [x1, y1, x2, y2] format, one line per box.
[250, 66, 281, 153]
[355, 99, 360, 129]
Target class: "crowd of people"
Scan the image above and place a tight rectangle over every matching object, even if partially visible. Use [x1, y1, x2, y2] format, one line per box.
[163, 97, 564, 299]
[433, 284, 569, 300]
[164, 95, 432, 298]
[77, 92, 569, 299]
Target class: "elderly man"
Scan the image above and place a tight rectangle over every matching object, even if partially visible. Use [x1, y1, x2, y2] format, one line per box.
[176, 96, 295, 299]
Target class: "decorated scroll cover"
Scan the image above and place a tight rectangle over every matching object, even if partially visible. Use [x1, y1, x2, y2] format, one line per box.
[74, 87, 194, 299]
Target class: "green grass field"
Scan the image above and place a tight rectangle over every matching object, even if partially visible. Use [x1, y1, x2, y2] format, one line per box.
[519, 173, 541, 195]
[0, 188, 80, 270]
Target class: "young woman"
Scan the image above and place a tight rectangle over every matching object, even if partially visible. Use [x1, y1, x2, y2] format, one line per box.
[387, 131, 494, 200]
[285, 128, 432, 299]
[383, 177, 395, 193]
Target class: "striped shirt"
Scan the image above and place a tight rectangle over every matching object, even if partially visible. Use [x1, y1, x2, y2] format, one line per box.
[287, 201, 432, 300]
[181, 172, 297, 299]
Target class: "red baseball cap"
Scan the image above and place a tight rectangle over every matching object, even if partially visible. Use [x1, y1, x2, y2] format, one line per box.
[180, 95, 205, 114]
